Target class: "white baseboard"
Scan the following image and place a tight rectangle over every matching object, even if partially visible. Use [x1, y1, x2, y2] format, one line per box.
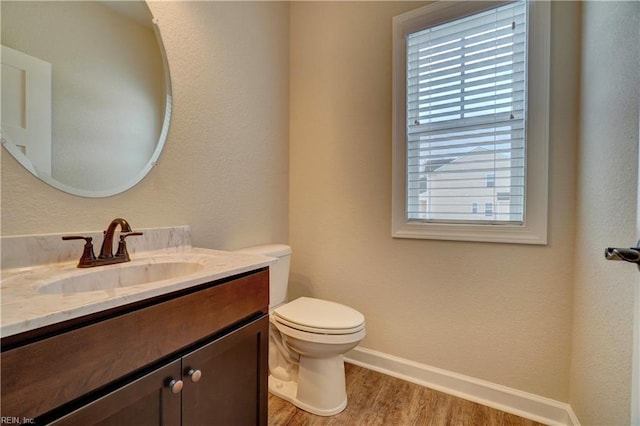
[344, 346, 580, 426]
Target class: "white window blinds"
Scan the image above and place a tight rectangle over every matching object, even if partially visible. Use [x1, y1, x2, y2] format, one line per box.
[406, 1, 527, 224]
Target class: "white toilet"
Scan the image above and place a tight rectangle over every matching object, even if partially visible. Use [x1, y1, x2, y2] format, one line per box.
[235, 244, 366, 416]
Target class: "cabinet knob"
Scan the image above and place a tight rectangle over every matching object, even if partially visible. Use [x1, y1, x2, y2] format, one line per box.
[168, 378, 184, 394]
[187, 368, 202, 383]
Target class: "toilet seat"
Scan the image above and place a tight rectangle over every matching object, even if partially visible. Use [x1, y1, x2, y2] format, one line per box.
[273, 297, 365, 335]
[274, 315, 365, 336]
[273, 317, 366, 345]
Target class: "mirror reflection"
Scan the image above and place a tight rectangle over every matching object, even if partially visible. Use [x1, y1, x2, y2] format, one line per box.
[1, 1, 171, 197]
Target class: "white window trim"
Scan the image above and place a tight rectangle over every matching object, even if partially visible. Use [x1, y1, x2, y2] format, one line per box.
[391, 0, 550, 245]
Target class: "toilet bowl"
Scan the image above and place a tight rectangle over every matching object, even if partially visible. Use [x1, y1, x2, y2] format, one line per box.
[270, 297, 365, 415]
[234, 245, 366, 416]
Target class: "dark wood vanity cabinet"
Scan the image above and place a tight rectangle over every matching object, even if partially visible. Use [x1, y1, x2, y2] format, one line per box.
[48, 359, 183, 426]
[0, 269, 269, 426]
[183, 317, 268, 426]
[49, 316, 268, 426]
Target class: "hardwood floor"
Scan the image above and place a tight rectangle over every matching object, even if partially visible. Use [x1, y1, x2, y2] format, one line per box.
[268, 363, 546, 426]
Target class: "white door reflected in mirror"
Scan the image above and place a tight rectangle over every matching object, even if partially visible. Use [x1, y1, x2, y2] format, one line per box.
[1, 45, 52, 176]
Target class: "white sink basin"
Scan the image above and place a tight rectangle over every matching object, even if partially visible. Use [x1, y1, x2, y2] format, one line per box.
[38, 261, 205, 294]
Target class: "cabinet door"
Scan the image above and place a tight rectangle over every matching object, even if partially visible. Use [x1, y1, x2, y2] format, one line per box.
[47, 360, 182, 426]
[182, 315, 268, 426]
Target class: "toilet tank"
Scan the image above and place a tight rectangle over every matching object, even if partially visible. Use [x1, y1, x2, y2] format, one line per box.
[234, 244, 291, 307]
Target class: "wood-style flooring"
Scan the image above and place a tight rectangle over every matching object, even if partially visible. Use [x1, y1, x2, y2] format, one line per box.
[268, 363, 546, 426]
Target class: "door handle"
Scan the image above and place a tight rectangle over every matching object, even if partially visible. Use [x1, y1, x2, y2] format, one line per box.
[605, 241, 640, 269]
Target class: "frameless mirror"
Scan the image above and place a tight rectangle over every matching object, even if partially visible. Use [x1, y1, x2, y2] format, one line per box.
[1, 1, 171, 197]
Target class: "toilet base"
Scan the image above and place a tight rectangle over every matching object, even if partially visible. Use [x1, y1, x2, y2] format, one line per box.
[268, 354, 348, 416]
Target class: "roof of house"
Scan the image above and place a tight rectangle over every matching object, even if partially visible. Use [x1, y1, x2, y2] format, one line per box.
[421, 146, 510, 173]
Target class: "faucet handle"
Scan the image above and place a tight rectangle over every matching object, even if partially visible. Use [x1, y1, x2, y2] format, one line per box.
[62, 236, 97, 268]
[115, 232, 144, 259]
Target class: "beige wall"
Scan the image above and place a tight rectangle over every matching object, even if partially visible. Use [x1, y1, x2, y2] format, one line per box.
[289, 1, 579, 401]
[570, 2, 639, 424]
[1, 2, 290, 251]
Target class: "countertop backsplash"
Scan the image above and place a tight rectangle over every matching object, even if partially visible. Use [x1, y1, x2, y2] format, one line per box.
[1, 226, 192, 270]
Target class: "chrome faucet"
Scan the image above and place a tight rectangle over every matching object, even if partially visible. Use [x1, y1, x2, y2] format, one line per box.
[62, 218, 143, 268]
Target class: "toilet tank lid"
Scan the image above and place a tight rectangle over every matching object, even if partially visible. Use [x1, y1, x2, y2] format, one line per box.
[234, 244, 291, 258]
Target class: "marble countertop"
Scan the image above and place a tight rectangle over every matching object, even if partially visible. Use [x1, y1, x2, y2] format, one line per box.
[1, 228, 275, 338]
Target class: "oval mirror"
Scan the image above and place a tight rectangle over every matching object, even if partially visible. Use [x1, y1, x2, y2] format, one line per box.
[1, 0, 171, 197]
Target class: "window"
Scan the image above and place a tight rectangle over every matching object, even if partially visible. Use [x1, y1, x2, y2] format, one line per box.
[485, 202, 493, 217]
[486, 173, 496, 188]
[392, 0, 549, 244]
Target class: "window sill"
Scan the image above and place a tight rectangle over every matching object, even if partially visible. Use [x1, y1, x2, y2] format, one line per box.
[392, 221, 547, 245]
